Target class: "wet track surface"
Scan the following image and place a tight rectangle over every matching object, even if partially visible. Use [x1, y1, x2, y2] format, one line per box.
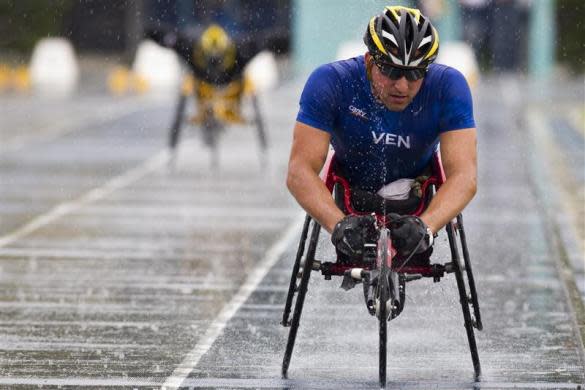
[0, 77, 583, 389]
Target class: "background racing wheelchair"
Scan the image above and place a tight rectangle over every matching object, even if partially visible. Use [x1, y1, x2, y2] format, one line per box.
[144, 23, 271, 168]
[168, 72, 268, 168]
[280, 151, 483, 387]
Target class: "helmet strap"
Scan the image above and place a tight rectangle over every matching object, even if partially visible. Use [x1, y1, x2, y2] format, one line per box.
[364, 57, 385, 106]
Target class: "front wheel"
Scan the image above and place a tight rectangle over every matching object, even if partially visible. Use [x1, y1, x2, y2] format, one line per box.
[250, 94, 268, 168]
[250, 94, 268, 150]
[201, 108, 222, 168]
[169, 92, 188, 150]
[281, 220, 321, 378]
[376, 228, 390, 388]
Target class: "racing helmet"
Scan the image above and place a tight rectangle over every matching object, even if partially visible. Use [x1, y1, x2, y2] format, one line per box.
[363, 6, 439, 80]
[194, 24, 237, 72]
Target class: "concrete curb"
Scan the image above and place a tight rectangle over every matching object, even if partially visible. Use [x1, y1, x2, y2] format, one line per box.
[525, 107, 585, 362]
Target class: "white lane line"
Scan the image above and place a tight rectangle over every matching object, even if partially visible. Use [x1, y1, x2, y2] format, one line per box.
[44, 219, 289, 233]
[177, 378, 583, 389]
[0, 249, 255, 259]
[0, 378, 160, 387]
[0, 149, 169, 248]
[75, 205, 298, 218]
[162, 212, 304, 390]
[0, 99, 156, 153]
[0, 377, 580, 389]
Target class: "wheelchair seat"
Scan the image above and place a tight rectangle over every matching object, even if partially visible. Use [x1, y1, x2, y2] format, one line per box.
[325, 157, 439, 218]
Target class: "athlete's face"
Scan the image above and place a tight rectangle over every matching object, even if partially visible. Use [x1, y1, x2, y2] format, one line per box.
[365, 53, 424, 112]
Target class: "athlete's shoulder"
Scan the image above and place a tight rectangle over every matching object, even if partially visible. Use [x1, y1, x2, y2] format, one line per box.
[329, 55, 365, 77]
[423, 64, 472, 103]
[303, 56, 364, 101]
[426, 64, 475, 131]
[307, 56, 363, 83]
[298, 57, 364, 132]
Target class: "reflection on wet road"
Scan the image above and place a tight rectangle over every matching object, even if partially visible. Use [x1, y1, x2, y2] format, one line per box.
[0, 79, 583, 389]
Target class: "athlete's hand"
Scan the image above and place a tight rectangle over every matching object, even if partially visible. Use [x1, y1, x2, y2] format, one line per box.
[387, 214, 433, 257]
[331, 215, 377, 260]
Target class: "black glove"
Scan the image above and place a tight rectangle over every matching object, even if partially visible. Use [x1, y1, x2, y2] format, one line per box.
[331, 215, 377, 260]
[387, 214, 433, 257]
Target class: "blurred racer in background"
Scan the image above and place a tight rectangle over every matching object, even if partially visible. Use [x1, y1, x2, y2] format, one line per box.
[145, 23, 263, 122]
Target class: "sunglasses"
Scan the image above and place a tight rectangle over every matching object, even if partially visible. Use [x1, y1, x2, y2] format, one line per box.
[373, 60, 427, 81]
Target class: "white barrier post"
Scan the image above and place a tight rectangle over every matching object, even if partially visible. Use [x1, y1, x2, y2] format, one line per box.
[244, 50, 279, 93]
[132, 40, 183, 95]
[29, 37, 79, 97]
[336, 40, 366, 61]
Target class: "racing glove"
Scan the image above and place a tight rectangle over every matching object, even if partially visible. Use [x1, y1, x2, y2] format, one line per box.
[387, 214, 434, 257]
[331, 215, 377, 260]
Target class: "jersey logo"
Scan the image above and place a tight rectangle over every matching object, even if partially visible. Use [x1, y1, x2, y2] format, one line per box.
[372, 131, 411, 149]
[349, 105, 368, 120]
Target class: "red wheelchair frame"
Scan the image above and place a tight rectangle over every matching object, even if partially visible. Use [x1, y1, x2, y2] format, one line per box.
[280, 151, 483, 387]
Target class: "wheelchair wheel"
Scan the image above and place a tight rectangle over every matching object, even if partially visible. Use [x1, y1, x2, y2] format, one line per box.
[281, 215, 312, 327]
[201, 107, 221, 168]
[446, 220, 481, 380]
[250, 94, 268, 156]
[376, 228, 390, 388]
[281, 218, 321, 378]
[457, 214, 482, 330]
[169, 92, 188, 151]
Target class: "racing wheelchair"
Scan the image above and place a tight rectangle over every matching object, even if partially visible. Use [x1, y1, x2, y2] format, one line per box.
[168, 75, 268, 167]
[280, 151, 483, 387]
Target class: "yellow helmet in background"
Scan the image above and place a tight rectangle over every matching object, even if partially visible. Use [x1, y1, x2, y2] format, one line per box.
[194, 24, 237, 71]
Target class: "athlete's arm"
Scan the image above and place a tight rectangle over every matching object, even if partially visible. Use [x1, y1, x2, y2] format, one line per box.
[286, 122, 345, 233]
[419, 128, 477, 234]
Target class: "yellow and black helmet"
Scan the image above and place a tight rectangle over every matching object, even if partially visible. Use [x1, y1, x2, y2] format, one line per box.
[194, 24, 237, 71]
[364, 6, 439, 69]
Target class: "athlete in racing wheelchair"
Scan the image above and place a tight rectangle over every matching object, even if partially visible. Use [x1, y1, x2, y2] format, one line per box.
[282, 6, 482, 387]
[145, 23, 268, 166]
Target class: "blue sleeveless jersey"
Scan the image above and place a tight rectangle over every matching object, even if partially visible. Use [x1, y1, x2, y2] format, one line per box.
[296, 56, 475, 192]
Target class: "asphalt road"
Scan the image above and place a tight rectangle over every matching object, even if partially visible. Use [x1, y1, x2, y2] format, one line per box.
[0, 74, 583, 389]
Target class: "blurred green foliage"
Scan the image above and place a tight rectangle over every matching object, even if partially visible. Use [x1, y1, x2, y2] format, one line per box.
[0, 0, 73, 52]
[556, 0, 585, 73]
